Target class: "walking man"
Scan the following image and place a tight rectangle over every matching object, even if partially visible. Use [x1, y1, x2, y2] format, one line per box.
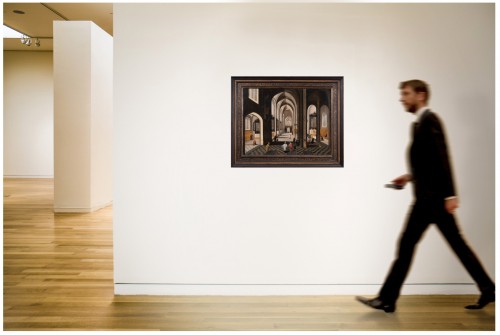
[356, 80, 495, 313]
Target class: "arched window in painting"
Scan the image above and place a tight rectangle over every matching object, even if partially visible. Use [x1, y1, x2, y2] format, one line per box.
[245, 116, 251, 130]
[249, 88, 259, 104]
[310, 115, 317, 129]
[320, 105, 330, 143]
[253, 120, 260, 134]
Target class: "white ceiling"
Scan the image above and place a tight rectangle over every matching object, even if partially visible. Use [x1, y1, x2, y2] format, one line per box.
[3, 3, 113, 51]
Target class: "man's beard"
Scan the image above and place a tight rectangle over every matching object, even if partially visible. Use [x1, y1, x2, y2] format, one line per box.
[407, 104, 417, 114]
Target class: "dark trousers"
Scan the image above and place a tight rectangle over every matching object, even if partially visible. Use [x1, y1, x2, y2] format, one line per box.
[379, 199, 495, 303]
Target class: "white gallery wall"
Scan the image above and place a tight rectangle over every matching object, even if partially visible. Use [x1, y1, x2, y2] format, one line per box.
[54, 21, 113, 212]
[114, 3, 494, 295]
[4, 51, 54, 178]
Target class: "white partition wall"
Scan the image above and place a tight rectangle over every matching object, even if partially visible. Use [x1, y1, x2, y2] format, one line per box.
[53, 21, 113, 213]
[114, 4, 494, 295]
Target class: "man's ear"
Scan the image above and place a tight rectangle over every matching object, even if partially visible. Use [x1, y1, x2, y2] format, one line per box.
[417, 91, 427, 103]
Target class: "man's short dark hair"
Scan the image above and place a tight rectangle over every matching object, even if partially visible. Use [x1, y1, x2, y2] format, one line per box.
[399, 79, 430, 102]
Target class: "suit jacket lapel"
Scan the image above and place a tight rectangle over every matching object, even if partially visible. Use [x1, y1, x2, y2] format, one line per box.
[412, 122, 419, 139]
[413, 109, 431, 138]
[419, 109, 431, 124]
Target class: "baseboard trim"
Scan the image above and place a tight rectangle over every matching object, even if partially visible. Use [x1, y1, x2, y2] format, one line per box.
[114, 283, 477, 296]
[54, 201, 112, 213]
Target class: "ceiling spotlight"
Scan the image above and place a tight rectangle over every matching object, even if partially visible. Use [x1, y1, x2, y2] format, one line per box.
[20, 34, 40, 47]
[20, 34, 29, 44]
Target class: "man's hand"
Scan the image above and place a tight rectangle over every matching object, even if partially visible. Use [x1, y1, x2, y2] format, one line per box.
[391, 174, 412, 188]
[445, 197, 459, 215]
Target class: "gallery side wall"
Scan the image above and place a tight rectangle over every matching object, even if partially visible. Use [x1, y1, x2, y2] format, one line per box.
[4, 51, 54, 178]
[114, 4, 494, 294]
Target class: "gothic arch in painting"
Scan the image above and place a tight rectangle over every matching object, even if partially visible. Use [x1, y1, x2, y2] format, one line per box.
[244, 112, 264, 145]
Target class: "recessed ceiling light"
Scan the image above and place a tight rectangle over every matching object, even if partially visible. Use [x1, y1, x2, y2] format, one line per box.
[13, 10, 25, 14]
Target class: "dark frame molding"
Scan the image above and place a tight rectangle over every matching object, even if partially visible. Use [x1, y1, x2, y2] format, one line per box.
[231, 76, 344, 167]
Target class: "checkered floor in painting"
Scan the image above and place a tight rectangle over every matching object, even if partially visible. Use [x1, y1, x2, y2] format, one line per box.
[245, 143, 331, 156]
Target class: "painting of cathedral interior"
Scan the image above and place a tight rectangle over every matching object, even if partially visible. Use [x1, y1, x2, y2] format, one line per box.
[244, 87, 333, 156]
[232, 77, 343, 167]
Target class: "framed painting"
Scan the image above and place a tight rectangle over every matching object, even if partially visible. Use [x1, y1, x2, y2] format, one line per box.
[231, 76, 343, 167]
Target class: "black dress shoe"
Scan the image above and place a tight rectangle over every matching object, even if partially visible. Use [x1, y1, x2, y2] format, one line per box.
[465, 292, 495, 310]
[356, 296, 396, 313]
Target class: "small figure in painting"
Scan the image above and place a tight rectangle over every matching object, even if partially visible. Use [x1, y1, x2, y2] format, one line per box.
[282, 142, 288, 153]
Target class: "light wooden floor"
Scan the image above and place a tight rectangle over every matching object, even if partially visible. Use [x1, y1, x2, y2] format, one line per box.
[3, 178, 495, 330]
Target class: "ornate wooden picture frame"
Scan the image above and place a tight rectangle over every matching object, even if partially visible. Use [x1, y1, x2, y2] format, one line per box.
[231, 76, 343, 167]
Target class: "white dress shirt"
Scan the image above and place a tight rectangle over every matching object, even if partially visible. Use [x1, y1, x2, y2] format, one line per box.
[414, 106, 429, 122]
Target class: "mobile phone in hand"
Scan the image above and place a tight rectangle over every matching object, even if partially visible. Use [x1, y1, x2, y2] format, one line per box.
[385, 183, 404, 190]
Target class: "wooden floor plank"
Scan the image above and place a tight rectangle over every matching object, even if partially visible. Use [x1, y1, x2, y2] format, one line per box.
[3, 178, 495, 330]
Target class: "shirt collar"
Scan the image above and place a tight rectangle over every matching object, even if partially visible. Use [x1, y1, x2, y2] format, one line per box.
[415, 106, 429, 123]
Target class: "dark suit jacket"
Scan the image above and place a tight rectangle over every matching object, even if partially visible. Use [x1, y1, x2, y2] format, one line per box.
[410, 110, 456, 201]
